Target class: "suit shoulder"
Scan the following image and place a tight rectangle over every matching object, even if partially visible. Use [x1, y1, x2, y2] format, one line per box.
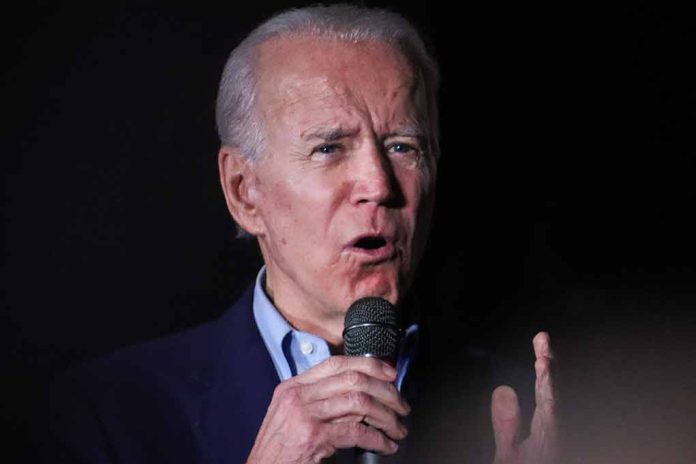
[54, 284, 256, 400]
[39, 287, 257, 463]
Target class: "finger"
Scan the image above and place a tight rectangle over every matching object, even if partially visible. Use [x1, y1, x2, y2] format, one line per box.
[311, 391, 408, 441]
[534, 351, 556, 414]
[491, 385, 521, 463]
[530, 332, 559, 463]
[300, 369, 410, 416]
[326, 421, 399, 455]
[532, 332, 556, 413]
[533, 331, 553, 360]
[530, 355, 557, 446]
[292, 356, 396, 385]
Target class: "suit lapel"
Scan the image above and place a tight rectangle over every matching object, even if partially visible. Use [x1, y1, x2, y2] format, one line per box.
[198, 284, 280, 464]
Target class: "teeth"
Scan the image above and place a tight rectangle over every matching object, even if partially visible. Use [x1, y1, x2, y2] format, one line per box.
[356, 236, 386, 249]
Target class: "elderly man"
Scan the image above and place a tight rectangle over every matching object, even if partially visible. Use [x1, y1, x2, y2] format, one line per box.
[45, 5, 556, 464]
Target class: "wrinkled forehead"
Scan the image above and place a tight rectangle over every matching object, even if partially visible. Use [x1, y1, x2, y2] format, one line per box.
[254, 35, 429, 130]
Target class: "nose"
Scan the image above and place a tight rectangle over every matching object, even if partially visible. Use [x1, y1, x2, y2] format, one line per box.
[349, 142, 402, 207]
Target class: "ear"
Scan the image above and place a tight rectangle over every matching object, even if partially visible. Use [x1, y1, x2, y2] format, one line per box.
[218, 146, 264, 236]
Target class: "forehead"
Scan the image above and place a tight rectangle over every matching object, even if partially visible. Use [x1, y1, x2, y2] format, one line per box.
[254, 35, 425, 132]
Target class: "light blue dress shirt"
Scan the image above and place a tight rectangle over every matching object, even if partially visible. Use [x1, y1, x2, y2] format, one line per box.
[252, 266, 417, 391]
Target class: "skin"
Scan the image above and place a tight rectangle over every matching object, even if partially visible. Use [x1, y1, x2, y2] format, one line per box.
[220, 36, 436, 348]
[219, 34, 557, 463]
[492, 332, 559, 464]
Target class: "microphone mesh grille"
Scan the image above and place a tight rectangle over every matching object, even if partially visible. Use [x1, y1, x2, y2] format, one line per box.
[343, 297, 401, 362]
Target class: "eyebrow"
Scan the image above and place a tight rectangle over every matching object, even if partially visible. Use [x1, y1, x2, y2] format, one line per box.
[300, 125, 359, 142]
[382, 124, 426, 140]
[300, 123, 426, 142]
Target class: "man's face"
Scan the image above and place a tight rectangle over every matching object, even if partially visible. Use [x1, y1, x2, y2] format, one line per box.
[248, 36, 436, 334]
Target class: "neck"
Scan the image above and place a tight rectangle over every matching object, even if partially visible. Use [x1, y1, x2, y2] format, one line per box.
[262, 268, 345, 350]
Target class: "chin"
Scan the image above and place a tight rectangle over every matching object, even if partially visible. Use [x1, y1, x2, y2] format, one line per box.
[351, 276, 400, 305]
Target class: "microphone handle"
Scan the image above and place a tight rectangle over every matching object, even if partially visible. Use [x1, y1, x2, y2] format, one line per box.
[358, 450, 381, 464]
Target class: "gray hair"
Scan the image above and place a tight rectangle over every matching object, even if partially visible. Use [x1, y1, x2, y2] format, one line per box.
[215, 3, 441, 163]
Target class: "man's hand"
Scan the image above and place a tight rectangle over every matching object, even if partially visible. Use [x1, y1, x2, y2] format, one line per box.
[491, 332, 558, 464]
[246, 356, 410, 463]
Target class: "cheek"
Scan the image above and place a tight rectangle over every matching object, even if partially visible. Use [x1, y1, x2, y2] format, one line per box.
[259, 172, 347, 247]
[254, 173, 302, 249]
[400, 171, 435, 253]
[402, 169, 433, 218]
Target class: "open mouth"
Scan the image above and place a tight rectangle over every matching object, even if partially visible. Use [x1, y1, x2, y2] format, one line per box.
[354, 236, 388, 250]
[347, 235, 395, 261]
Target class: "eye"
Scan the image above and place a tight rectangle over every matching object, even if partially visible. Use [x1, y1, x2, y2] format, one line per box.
[387, 143, 418, 155]
[386, 142, 424, 160]
[312, 143, 342, 157]
[385, 141, 427, 169]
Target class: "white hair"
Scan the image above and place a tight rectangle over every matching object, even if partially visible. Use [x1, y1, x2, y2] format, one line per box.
[215, 3, 441, 163]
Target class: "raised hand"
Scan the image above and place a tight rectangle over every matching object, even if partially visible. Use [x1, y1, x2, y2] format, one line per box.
[491, 332, 558, 464]
[246, 356, 410, 463]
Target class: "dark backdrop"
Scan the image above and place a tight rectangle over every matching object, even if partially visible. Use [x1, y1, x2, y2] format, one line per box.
[2, 1, 694, 462]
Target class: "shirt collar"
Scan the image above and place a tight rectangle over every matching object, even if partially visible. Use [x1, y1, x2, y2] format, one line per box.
[252, 266, 295, 380]
[252, 265, 419, 389]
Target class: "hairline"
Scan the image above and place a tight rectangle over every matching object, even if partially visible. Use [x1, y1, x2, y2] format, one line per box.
[216, 6, 440, 164]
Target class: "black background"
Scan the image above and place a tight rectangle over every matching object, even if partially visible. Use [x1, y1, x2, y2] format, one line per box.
[2, 1, 694, 462]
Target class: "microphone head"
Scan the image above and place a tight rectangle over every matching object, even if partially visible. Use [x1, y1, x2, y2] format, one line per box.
[343, 297, 402, 364]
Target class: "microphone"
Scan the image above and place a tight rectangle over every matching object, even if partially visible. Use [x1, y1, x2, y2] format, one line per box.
[343, 297, 403, 464]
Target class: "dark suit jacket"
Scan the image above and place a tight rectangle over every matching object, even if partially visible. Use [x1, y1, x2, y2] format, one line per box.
[44, 283, 279, 464]
[40, 283, 532, 464]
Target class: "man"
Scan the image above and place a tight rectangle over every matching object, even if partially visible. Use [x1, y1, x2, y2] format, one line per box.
[44, 5, 556, 463]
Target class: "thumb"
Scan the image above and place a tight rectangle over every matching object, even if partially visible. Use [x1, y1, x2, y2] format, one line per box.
[491, 385, 521, 463]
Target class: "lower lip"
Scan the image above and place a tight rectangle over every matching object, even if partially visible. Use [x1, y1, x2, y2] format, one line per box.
[345, 242, 396, 262]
